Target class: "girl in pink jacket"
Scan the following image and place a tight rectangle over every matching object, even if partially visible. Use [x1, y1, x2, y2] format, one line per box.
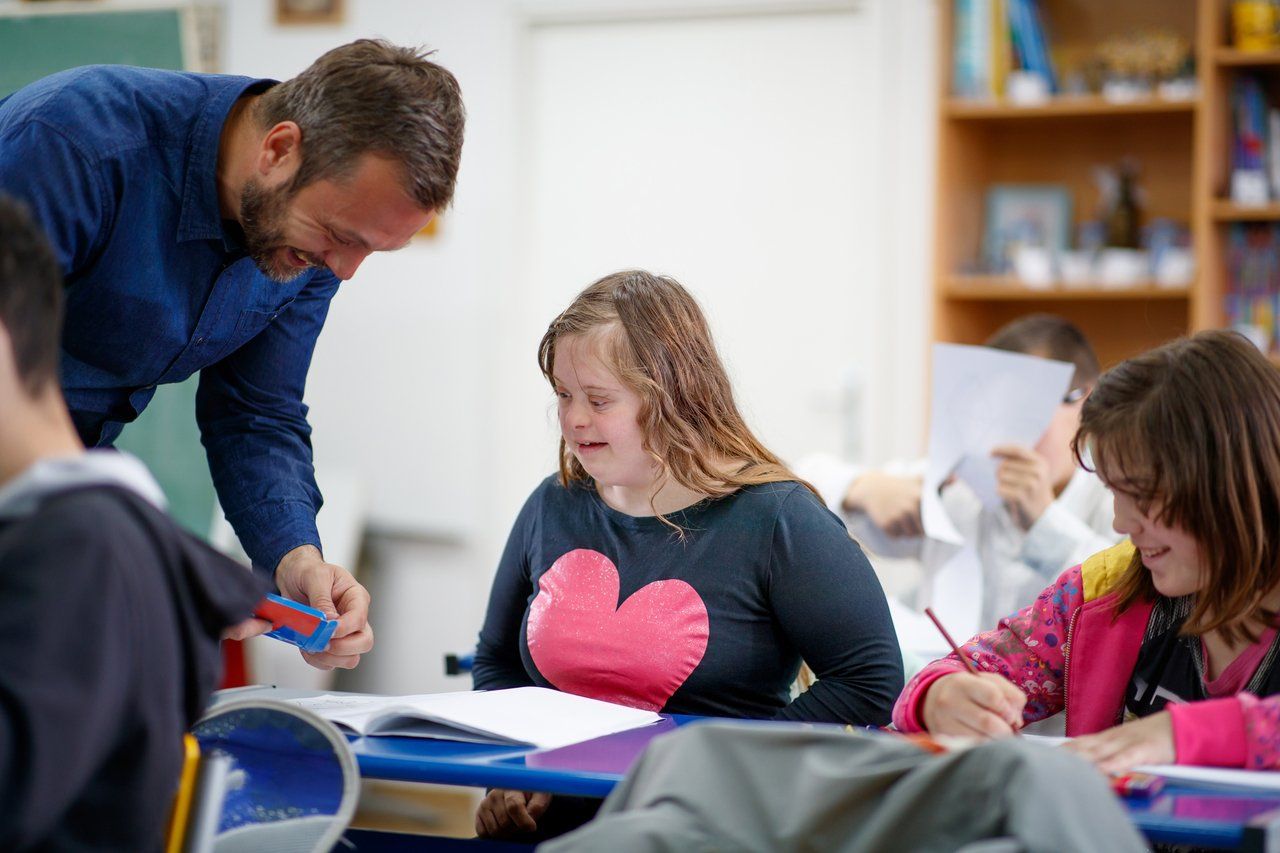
[894, 330, 1280, 772]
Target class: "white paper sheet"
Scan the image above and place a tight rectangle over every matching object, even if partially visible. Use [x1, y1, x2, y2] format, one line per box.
[1130, 763, 1280, 792]
[289, 687, 663, 749]
[922, 344, 1074, 544]
[1022, 735, 1280, 792]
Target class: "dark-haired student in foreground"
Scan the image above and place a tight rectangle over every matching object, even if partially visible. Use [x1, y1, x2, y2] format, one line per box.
[0, 195, 266, 851]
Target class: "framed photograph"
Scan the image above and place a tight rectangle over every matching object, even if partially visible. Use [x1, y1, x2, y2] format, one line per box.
[276, 0, 345, 26]
[982, 184, 1073, 274]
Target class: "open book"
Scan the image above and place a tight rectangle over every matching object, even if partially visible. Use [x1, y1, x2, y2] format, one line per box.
[287, 687, 663, 750]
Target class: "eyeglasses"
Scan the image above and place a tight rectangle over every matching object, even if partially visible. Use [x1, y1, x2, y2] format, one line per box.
[1063, 386, 1087, 405]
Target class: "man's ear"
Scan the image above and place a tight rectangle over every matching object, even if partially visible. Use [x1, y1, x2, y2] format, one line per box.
[256, 121, 303, 184]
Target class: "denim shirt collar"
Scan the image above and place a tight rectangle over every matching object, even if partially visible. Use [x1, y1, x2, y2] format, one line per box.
[177, 76, 277, 249]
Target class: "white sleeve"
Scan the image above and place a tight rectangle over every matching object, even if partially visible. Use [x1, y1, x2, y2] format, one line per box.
[792, 453, 927, 559]
[791, 453, 864, 515]
[1019, 471, 1120, 578]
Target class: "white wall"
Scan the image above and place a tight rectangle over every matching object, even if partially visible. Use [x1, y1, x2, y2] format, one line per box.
[218, 0, 936, 694]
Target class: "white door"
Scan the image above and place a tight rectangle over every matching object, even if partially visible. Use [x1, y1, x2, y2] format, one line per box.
[508, 7, 886, 498]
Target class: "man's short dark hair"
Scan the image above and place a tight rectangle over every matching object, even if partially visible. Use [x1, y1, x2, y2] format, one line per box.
[256, 38, 466, 213]
[0, 194, 62, 393]
[986, 313, 1101, 392]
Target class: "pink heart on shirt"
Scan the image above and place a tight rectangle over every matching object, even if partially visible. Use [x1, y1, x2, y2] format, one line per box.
[527, 548, 709, 711]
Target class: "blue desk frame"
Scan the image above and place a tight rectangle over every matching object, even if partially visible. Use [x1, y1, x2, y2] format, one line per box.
[222, 688, 1280, 850]
[349, 715, 694, 797]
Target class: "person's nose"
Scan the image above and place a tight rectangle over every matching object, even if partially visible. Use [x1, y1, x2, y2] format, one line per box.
[1112, 495, 1141, 537]
[325, 247, 371, 280]
[564, 398, 592, 431]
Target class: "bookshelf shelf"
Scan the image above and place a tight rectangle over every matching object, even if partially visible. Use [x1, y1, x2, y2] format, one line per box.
[945, 96, 1198, 120]
[1215, 48, 1280, 67]
[943, 278, 1190, 301]
[1211, 201, 1280, 222]
[933, 0, 1240, 368]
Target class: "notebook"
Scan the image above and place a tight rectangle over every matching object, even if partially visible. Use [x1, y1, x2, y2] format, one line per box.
[287, 687, 663, 750]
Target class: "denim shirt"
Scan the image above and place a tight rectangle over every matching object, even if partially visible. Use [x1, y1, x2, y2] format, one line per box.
[0, 65, 339, 572]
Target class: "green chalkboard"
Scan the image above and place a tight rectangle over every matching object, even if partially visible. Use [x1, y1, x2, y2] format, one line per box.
[0, 8, 187, 98]
[1, 5, 214, 536]
[114, 375, 217, 539]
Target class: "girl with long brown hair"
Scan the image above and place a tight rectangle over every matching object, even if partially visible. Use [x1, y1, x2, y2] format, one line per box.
[472, 270, 902, 839]
[894, 330, 1280, 773]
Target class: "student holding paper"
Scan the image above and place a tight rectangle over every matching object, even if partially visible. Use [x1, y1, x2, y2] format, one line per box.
[798, 315, 1120, 629]
[0, 196, 266, 849]
[473, 270, 903, 839]
[896, 331, 1280, 772]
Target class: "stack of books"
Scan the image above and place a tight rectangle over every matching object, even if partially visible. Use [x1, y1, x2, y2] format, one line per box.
[1225, 223, 1280, 354]
[1230, 74, 1280, 205]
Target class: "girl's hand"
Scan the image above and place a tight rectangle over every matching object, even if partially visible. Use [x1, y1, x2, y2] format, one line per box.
[475, 789, 552, 838]
[921, 672, 1026, 738]
[1066, 712, 1174, 774]
[991, 444, 1055, 531]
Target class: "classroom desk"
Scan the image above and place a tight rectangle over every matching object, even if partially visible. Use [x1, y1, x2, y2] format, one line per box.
[217, 688, 1280, 850]
[352, 721, 1280, 850]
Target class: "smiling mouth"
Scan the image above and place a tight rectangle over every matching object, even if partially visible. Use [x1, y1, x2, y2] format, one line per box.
[576, 441, 607, 451]
[1139, 546, 1170, 561]
[285, 247, 314, 268]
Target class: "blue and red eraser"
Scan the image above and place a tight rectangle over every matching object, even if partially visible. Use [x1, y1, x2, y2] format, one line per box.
[253, 593, 338, 654]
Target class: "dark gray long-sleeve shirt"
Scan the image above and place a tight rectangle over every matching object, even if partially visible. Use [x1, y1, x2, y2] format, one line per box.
[474, 476, 903, 726]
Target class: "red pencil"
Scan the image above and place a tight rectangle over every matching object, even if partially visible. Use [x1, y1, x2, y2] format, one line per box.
[924, 607, 979, 674]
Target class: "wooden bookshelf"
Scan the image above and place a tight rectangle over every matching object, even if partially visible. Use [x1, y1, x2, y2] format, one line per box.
[943, 277, 1190, 301]
[1210, 201, 1280, 221]
[945, 97, 1197, 120]
[1215, 48, 1280, 67]
[933, 0, 1249, 367]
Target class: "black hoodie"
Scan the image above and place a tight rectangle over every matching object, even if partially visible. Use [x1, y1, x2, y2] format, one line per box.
[0, 484, 266, 851]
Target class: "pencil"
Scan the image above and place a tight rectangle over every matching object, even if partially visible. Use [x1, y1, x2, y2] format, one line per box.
[924, 607, 978, 674]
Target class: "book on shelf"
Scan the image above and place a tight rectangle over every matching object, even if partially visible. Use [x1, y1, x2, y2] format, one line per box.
[286, 686, 664, 750]
[1225, 222, 1280, 353]
[952, 0, 1056, 100]
[1231, 75, 1271, 204]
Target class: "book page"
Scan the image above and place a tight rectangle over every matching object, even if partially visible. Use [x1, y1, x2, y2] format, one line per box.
[289, 688, 662, 749]
[289, 690, 474, 736]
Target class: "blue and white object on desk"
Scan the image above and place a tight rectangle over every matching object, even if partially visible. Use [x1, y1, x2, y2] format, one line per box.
[192, 698, 359, 853]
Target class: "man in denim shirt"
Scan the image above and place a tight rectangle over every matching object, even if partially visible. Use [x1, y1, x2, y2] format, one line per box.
[0, 40, 465, 668]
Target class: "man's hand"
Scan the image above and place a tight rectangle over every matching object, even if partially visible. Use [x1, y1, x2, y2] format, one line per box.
[475, 789, 552, 838]
[273, 544, 373, 670]
[843, 472, 924, 538]
[991, 444, 1055, 531]
[920, 672, 1026, 738]
[1066, 712, 1174, 774]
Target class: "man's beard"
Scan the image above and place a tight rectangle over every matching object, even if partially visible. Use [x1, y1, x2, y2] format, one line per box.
[239, 178, 314, 283]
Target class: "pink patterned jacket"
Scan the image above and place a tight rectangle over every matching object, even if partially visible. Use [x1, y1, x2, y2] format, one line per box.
[893, 542, 1280, 769]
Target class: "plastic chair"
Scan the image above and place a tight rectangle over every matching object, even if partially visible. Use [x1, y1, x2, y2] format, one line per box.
[444, 650, 475, 676]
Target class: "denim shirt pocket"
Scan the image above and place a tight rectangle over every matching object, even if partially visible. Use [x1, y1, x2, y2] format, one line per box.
[211, 299, 295, 363]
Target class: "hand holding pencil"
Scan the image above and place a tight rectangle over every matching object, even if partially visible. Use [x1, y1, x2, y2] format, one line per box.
[919, 607, 1026, 738]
